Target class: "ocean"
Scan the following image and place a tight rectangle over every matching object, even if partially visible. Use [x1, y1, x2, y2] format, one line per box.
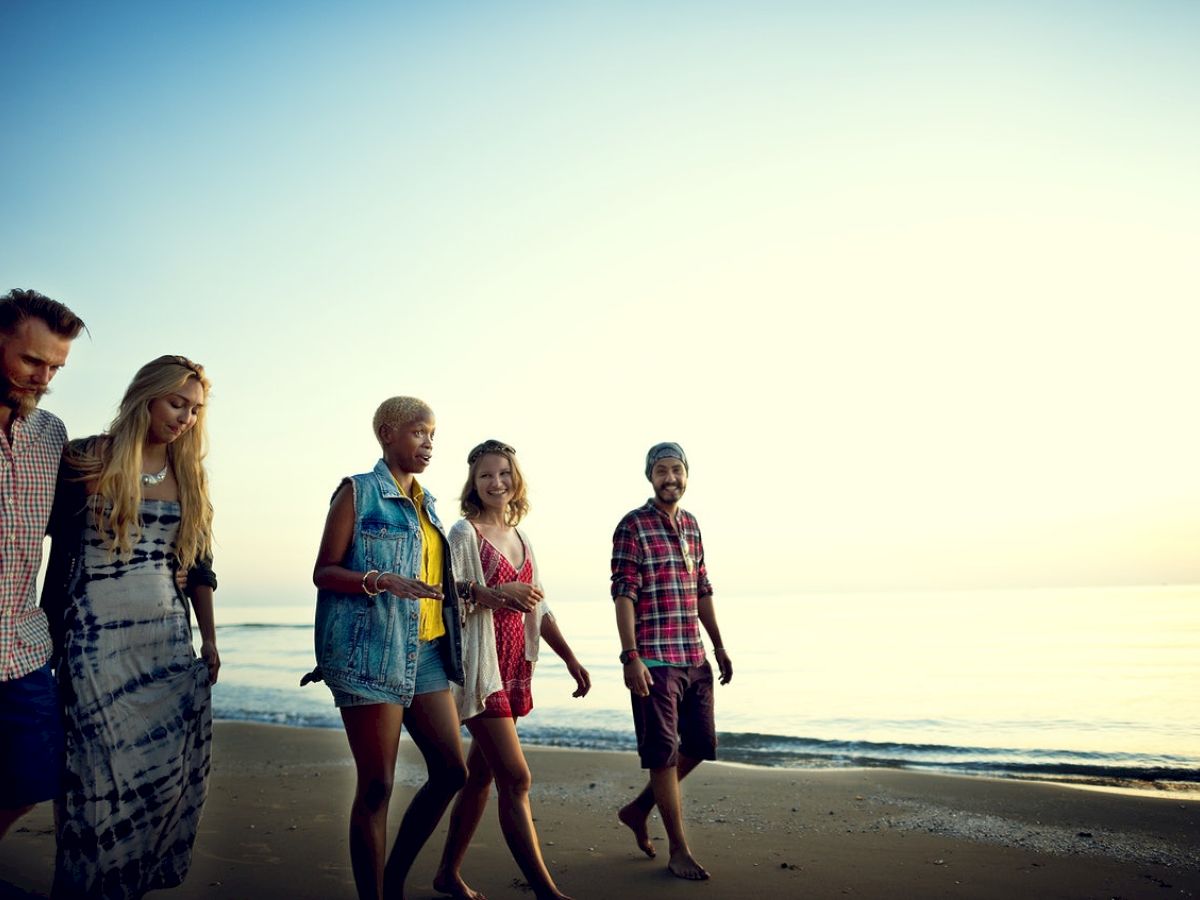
[209, 585, 1200, 792]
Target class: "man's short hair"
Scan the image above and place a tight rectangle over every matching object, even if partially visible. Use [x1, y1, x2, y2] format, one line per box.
[0, 288, 86, 338]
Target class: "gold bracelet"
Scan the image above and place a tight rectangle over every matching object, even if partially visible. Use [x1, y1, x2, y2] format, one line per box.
[362, 569, 382, 597]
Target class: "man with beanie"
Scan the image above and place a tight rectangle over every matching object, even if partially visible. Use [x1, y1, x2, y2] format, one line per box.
[611, 442, 733, 880]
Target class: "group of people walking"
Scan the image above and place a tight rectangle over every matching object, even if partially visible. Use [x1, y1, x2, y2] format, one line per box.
[0, 288, 733, 900]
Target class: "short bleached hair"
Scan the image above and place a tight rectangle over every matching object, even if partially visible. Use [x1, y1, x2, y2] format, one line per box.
[372, 396, 434, 448]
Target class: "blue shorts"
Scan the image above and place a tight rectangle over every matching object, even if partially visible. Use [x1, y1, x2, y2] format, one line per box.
[0, 663, 64, 808]
[331, 639, 450, 708]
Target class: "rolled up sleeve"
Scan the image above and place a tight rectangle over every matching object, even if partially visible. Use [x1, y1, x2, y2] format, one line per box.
[610, 518, 642, 603]
[187, 556, 218, 592]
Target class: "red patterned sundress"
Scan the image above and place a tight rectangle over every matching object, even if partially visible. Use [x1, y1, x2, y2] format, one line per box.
[478, 529, 534, 718]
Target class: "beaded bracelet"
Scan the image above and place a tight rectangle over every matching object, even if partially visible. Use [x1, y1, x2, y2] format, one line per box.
[459, 580, 478, 612]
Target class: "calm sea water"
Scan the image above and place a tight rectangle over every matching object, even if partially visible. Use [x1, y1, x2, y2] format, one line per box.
[208, 586, 1200, 790]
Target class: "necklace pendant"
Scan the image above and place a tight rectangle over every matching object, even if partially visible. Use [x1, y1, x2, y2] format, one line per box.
[141, 464, 169, 486]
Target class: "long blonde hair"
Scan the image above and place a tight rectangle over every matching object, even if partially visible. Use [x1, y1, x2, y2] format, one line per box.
[67, 355, 213, 569]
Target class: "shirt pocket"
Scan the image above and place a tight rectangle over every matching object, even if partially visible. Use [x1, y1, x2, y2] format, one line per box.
[360, 517, 418, 574]
[318, 596, 387, 680]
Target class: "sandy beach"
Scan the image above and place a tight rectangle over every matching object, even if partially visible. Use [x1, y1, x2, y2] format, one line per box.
[1, 722, 1196, 900]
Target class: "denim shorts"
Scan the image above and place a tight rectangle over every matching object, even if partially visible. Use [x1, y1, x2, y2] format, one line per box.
[331, 639, 450, 708]
[0, 662, 64, 808]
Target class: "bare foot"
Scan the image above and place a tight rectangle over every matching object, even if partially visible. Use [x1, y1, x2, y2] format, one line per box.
[617, 803, 656, 858]
[433, 871, 487, 899]
[667, 848, 710, 881]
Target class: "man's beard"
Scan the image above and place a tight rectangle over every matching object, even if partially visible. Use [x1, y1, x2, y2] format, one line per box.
[655, 483, 683, 504]
[0, 374, 46, 419]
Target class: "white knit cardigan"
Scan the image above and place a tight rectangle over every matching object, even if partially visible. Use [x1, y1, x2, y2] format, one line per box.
[448, 517, 553, 721]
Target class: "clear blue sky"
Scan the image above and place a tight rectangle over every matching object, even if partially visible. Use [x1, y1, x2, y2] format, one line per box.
[4, 1, 1198, 603]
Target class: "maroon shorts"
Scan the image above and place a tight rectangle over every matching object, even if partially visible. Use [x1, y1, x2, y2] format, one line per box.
[630, 661, 717, 770]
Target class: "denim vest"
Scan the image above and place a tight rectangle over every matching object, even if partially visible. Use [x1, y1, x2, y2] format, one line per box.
[313, 459, 464, 705]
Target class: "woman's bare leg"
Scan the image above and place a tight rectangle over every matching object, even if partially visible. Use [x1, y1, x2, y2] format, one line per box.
[469, 717, 572, 900]
[433, 734, 494, 899]
[341, 703, 405, 900]
[382, 689, 467, 898]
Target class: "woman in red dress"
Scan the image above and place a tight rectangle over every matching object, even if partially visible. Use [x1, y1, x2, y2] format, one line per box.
[435, 439, 590, 900]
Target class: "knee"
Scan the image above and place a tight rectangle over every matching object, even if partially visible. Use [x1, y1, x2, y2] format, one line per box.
[496, 765, 532, 799]
[355, 775, 393, 814]
[432, 759, 468, 796]
[464, 763, 494, 795]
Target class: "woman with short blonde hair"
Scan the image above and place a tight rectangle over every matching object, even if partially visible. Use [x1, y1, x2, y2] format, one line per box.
[307, 396, 468, 900]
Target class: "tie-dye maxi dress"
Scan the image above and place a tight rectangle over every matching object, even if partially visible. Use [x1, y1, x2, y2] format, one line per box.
[54, 499, 212, 900]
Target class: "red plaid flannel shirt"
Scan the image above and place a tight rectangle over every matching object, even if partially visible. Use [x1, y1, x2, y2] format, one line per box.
[610, 500, 713, 666]
[1, 408, 66, 679]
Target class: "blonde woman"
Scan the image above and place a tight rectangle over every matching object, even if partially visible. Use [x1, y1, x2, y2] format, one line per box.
[434, 439, 590, 900]
[42, 355, 217, 900]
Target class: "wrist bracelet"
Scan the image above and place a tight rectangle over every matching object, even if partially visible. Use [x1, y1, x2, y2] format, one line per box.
[461, 580, 478, 611]
[362, 569, 382, 597]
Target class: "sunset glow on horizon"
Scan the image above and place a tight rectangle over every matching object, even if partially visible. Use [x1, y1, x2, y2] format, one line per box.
[4, 1, 1197, 601]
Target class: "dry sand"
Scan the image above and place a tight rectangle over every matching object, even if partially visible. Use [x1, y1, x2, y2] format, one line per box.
[2, 722, 1196, 899]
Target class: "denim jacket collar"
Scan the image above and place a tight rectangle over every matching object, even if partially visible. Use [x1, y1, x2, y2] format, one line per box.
[371, 458, 437, 506]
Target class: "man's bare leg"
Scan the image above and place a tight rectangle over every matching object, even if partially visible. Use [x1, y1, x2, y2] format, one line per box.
[618, 753, 702, 859]
[0, 804, 35, 841]
[647, 762, 708, 880]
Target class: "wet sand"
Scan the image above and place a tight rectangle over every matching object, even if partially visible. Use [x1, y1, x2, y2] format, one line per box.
[1, 722, 1197, 899]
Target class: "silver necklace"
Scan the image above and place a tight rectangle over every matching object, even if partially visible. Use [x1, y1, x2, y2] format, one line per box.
[140, 463, 169, 486]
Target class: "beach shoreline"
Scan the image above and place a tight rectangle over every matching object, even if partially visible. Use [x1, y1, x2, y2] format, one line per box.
[2, 721, 1197, 899]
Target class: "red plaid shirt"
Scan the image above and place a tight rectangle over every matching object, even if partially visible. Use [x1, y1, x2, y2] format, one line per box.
[611, 500, 713, 666]
[0, 408, 66, 679]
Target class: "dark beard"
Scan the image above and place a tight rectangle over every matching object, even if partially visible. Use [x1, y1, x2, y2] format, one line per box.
[655, 484, 683, 504]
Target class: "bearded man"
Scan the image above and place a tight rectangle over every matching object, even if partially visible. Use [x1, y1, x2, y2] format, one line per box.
[0, 288, 85, 839]
[611, 441, 733, 881]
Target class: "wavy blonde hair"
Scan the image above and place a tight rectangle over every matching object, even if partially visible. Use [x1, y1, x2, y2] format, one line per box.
[459, 440, 530, 526]
[67, 355, 213, 569]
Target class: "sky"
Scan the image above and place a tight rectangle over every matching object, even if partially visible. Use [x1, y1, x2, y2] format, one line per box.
[3, 0, 1198, 605]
